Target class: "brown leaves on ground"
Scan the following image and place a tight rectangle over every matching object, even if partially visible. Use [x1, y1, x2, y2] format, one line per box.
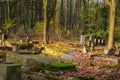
[60, 65, 120, 80]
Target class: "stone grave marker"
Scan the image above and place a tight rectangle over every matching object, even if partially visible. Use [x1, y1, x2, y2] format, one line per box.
[12, 45, 19, 52]
[61, 54, 82, 62]
[20, 39, 23, 44]
[0, 62, 21, 80]
[90, 42, 94, 51]
[94, 38, 97, 46]
[97, 39, 101, 45]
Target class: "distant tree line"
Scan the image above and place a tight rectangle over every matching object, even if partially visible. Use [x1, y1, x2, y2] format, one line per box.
[0, 0, 120, 53]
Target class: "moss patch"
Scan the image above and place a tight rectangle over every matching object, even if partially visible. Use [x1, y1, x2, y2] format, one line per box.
[0, 52, 6, 58]
[33, 62, 76, 72]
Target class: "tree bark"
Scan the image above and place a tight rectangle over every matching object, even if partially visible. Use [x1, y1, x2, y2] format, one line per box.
[43, 0, 49, 45]
[107, 0, 116, 54]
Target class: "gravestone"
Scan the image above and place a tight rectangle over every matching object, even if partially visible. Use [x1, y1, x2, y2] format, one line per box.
[90, 42, 94, 51]
[61, 54, 82, 62]
[6, 52, 56, 68]
[12, 45, 19, 52]
[0, 63, 21, 80]
[80, 35, 85, 44]
[20, 39, 23, 44]
[97, 39, 101, 45]
[101, 39, 104, 45]
[94, 38, 97, 46]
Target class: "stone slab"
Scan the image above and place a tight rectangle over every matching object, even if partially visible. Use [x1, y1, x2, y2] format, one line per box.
[61, 54, 82, 62]
[6, 52, 56, 68]
[90, 55, 120, 64]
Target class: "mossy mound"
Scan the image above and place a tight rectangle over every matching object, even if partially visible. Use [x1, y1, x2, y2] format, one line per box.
[34, 61, 76, 72]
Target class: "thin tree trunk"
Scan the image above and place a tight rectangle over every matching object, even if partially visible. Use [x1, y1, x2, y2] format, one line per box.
[43, 0, 48, 45]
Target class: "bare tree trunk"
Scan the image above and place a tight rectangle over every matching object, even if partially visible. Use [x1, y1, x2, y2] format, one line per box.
[106, 0, 116, 54]
[43, 0, 48, 45]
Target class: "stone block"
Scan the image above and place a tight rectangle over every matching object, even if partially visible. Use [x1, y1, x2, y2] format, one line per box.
[61, 54, 82, 62]
[6, 52, 56, 68]
[0, 63, 21, 80]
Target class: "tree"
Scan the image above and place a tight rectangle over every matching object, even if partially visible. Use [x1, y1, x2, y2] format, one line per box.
[43, 0, 48, 45]
[106, 0, 116, 54]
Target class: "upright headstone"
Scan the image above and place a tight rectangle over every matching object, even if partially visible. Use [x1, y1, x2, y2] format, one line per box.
[0, 63, 21, 80]
[12, 45, 18, 51]
[20, 39, 23, 44]
[14, 35, 18, 40]
[94, 38, 97, 46]
[80, 35, 85, 44]
[83, 46, 87, 53]
[97, 39, 101, 45]
[88, 35, 95, 51]
[89, 35, 94, 41]
[26, 36, 31, 43]
[90, 42, 94, 51]
[101, 39, 105, 45]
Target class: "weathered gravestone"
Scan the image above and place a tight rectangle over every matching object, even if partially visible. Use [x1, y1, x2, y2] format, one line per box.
[0, 63, 21, 80]
[12, 45, 19, 52]
[61, 50, 82, 62]
[61, 54, 82, 62]
[6, 52, 56, 68]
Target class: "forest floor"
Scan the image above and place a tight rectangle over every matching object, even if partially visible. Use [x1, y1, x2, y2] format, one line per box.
[31, 41, 120, 80]
[1, 41, 120, 80]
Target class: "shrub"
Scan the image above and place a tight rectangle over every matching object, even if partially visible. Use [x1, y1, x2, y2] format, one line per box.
[0, 46, 12, 51]
[19, 43, 34, 50]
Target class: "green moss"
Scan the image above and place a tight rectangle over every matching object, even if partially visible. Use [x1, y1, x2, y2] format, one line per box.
[68, 75, 95, 80]
[0, 52, 6, 58]
[34, 63, 48, 71]
[33, 62, 76, 72]
[45, 75, 61, 80]
[49, 62, 76, 71]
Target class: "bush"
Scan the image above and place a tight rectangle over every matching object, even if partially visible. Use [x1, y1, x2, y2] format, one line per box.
[19, 43, 34, 50]
[0, 46, 12, 51]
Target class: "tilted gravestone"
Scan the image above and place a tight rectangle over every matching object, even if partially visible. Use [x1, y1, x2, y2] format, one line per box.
[0, 63, 21, 80]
